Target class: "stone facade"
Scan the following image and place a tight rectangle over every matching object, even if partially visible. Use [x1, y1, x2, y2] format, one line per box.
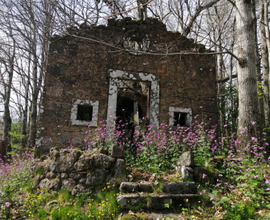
[38, 17, 217, 151]
[32, 147, 126, 195]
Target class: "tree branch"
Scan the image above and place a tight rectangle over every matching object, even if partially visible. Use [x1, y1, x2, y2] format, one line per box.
[217, 74, 237, 83]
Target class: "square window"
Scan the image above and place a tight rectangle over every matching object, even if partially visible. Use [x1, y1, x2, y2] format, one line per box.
[169, 107, 192, 127]
[173, 112, 187, 126]
[71, 99, 99, 126]
[77, 105, 93, 121]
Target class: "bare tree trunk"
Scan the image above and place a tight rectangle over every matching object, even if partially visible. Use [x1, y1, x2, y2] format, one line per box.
[264, 2, 270, 116]
[260, 0, 270, 125]
[27, 51, 39, 148]
[236, 0, 261, 151]
[3, 93, 12, 152]
[229, 18, 237, 133]
[21, 54, 31, 147]
[3, 37, 16, 152]
[256, 0, 265, 127]
[20, 0, 54, 149]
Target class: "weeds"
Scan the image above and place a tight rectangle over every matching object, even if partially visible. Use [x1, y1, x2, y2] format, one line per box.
[1, 115, 270, 219]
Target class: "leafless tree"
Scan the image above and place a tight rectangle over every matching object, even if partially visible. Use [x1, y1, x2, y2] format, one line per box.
[0, 4, 17, 150]
[0, 0, 56, 148]
[235, 0, 261, 150]
[259, 0, 270, 126]
[0, 0, 268, 153]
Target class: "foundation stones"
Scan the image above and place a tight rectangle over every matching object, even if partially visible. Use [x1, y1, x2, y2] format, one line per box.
[176, 151, 195, 167]
[162, 182, 197, 194]
[32, 147, 126, 195]
[111, 145, 125, 158]
[176, 151, 195, 181]
[176, 151, 220, 182]
[176, 151, 207, 181]
[117, 181, 198, 210]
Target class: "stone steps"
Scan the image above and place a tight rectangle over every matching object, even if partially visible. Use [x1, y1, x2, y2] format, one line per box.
[120, 211, 187, 220]
[117, 181, 199, 210]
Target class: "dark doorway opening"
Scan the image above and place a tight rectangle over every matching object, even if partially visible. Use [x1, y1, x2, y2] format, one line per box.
[116, 96, 144, 118]
[116, 95, 143, 156]
[116, 96, 134, 121]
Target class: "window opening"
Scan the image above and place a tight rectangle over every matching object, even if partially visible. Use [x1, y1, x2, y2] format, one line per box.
[169, 107, 192, 127]
[77, 105, 93, 121]
[174, 112, 187, 126]
[71, 99, 99, 126]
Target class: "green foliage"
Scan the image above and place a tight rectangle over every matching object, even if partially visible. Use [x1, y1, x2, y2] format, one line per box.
[34, 168, 44, 175]
[121, 213, 147, 220]
[86, 117, 221, 173]
[217, 84, 238, 136]
[222, 201, 255, 220]
[9, 123, 24, 144]
[0, 153, 33, 219]
[193, 131, 212, 167]
[51, 206, 87, 220]
[2, 122, 270, 219]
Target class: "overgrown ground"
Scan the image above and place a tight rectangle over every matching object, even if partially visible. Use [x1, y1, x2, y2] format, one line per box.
[1, 116, 270, 219]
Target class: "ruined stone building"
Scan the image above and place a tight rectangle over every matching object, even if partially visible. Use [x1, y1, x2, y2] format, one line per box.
[38, 18, 217, 151]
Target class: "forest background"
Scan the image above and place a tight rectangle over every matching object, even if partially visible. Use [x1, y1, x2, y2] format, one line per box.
[0, 0, 268, 153]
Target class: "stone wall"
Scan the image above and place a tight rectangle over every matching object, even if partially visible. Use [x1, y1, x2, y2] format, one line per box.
[38, 17, 217, 152]
[32, 147, 126, 195]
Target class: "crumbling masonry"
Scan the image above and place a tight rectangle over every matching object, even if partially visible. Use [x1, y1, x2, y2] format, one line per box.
[37, 17, 217, 152]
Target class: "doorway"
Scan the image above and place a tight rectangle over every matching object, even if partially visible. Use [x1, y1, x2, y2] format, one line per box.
[107, 69, 160, 129]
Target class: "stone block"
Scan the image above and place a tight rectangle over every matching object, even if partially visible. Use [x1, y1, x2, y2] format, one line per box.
[72, 184, 88, 196]
[111, 145, 125, 158]
[39, 178, 61, 191]
[92, 153, 116, 169]
[111, 158, 126, 177]
[139, 183, 154, 193]
[69, 172, 84, 181]
[46, 171, 56, 179]
[78, 178, 87, 184]
[117, 194, 141, 208]
[54, 148, 82, 173]
[48, 160, 57, 172]
[117, 194, 199, 210]
[162, 182, 197, 194]
[85, 169, 106, 186]
[49, 147, 60, 160]
[176, 165, 194, 181]
[60, 173, 69, 179]
[176, 151, 195, 167]
[193, 165, 206, 182]
[119, 182, 139, 193]
[74, 155, 93, 172]
[107, 18, 116, 26]
[62, 178, 76, 191]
